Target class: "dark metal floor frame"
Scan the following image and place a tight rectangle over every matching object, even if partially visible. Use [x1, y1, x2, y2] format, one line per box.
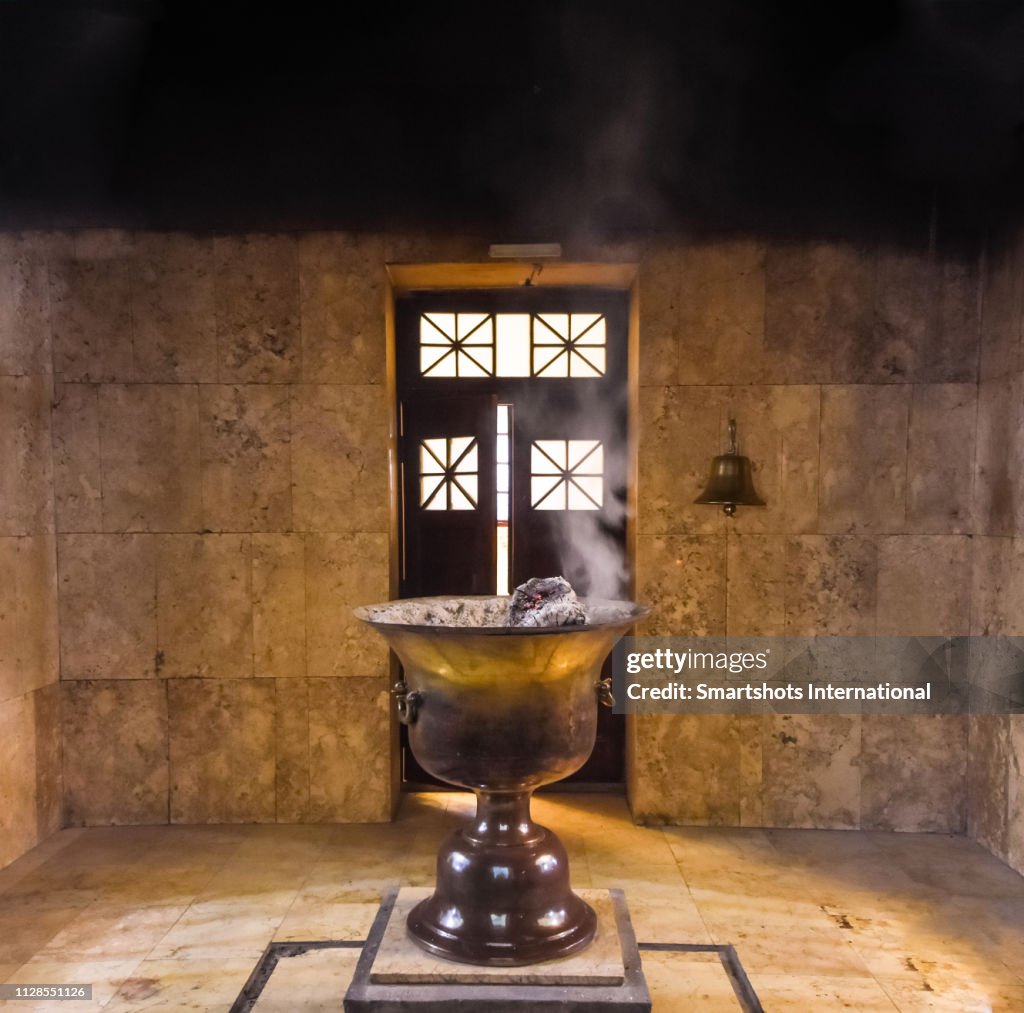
[229, 939, 764, 1013]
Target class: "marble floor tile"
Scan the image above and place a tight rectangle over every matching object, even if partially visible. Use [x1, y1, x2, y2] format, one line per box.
[0, 902, 88, 964]
[101, 865, 225, 908]
[0, 793, 1022, 1011]
[877, 977, 1024, 1012]
[752, 973, 900, 1011]
[641, 951, 743, 1011]
[106, 956, 257, 1011]
[35, 901, 187, 961]
[301, 859, 402, 903]
[696, 899, 875, 978]
[273, 896, 379, 942]
[145, 899, 291, 961]
[251, 947, 361, 1012]
[621, 891, 713, 944]
[0, 829, 84, 894]
[2, 957, 144, 1012]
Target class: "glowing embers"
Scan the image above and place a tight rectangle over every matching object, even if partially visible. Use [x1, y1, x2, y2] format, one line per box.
[420, 313, 495, 377]
[419, 313, 606, 378]
[530, 440, 603, 511]
[419, 437, 479, 510]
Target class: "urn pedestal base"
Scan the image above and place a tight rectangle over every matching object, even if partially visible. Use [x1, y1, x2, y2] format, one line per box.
[342, 885, 652, 1012]
[407, 790, 595, 966]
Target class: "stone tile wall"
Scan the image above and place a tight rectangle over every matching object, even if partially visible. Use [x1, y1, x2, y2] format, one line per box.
[630, 238, 979, 834]
[0, 227, 1009, 854]
[0, 235, 62, 867]
[969, 229, 1024, 875]
[45, 231, 394, 828]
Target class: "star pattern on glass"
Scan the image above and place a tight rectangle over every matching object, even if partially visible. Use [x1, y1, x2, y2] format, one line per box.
[419, 312, 607, 378]
[531, 313, 606, 377]
[419, 313, 495, 377]
[419, 436, 479, 510]
[530, 440, 603, 510]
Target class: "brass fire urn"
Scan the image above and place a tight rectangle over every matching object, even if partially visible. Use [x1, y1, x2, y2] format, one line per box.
[354, 596, 646, 966]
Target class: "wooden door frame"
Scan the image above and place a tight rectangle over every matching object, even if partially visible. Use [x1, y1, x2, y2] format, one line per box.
[383, 261, 640, 814]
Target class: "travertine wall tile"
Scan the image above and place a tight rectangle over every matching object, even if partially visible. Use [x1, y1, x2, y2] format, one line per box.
[907, 384, 977, 533]
[764, 241, 873, 383]
[979, 240, 1022, 381]
[0, 374, 53, 536]
[0, 235, 50, 377]
[930, 255, 981, 384]
[156, 534, 252, 679]
[305, 533, 388, 679]
[861, 715, 967, 832]
[253, 534, 305, 679]
[968, 714, 1010, 859]
[98, 384, 202, 532]
[784, 535, 877, 637]
[761, 714, 861, 829]
[62, 679, 168, 826]
[307, 677, 390, 822]
[970, 536, 1013, 636]
[275, 678, 310, 822]
[967, 225, 1024, 870]
[291, 384, 388, 532]
[16, 534, 59, 696]
[973, 372, 1020, 537]
[677, 241, 767, 385]
[1008, 715, 1024, 874]
[636, 534, 726, 636]
[51, 383, 102, 532]
[628, 714, 741, 825]
[33, 682, 61, 840]
[636, 247, 681, 387]
[58, 534, 156, 680]
[50, 237, 134, 382]
[132, 233, 217, 382]
[214, 235, 301, 383]
[876, 536, 971, 637]
[726, 533, 785, 636]
[727, 385, 820, 534]
[865, 248, 932, 382]
[737, 714, 764, 827]
[0, 536, 58, 704]
[637, 385, 728, 536]
[866, 250, 978, 384]
[0, 692, 39, 867]
[0, 233, 60, 867]
[298, 233, 385, 384]
[199, 384, 292, 531]
[819, 385, 910, 533]
[0, 540, 17, 699]
[168, 678, 275, 823]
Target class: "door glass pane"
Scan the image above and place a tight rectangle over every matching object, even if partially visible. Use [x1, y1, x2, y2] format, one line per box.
[419, 437, 478, 510]
[420, 312, 606, 378]
[496, 403, 512, 595]
[495, 315, 531, 376]
[529, 439, 603, 511]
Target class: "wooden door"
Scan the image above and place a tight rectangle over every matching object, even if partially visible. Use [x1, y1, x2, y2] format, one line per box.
[396, 289, 629, 785]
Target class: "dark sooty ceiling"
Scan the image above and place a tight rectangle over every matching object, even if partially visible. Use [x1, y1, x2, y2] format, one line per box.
[1, 0, 1024, 246]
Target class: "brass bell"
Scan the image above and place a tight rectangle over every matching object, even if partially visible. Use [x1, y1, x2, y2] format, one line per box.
[694, 418, 766, 516]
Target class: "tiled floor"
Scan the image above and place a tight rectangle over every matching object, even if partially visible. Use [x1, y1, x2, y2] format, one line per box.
[0, 792, 1022, 1011]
